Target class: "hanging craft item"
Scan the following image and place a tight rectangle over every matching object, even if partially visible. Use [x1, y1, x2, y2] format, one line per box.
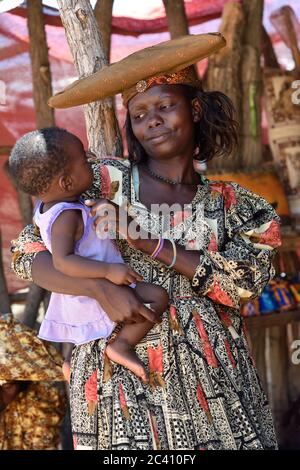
[264, 69, 300, 231]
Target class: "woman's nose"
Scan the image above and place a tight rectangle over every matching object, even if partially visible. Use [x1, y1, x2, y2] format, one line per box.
[148, 111, 163, 128]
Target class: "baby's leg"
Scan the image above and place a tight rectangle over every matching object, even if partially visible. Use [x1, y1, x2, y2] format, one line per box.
[106, 282, 168, 383]
[62, 361, 71, 383]
[61, 343, 73, 384]
[134, 281, 169, 317]
[106, 318, 154, 383]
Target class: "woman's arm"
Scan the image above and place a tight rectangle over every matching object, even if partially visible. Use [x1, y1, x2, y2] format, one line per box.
[32, 251, 159, 324]
[88, 185, 281, 310]
[11, 225, 159, 324]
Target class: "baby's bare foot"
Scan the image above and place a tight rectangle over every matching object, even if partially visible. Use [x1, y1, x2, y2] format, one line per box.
[106, 340, 149, 383]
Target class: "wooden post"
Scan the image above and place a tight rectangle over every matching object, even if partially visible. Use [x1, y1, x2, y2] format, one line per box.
[0, 231, 11, 315]
[57, 0, 122, 158]
[162, 0, 189, 38]
[21, 283, 46, 329]
[24, 0, 56, 327]
[268, 324, 289, 444]
[270, 7, 300, 72]
[4, 161, 33, 227]
[262, 26, 280, 69]
[240, 0, 264, 169]
[0, 146, 12, 156]
[206, 2, 244, 172]
[94, 0, 114, 62]
[27, 0, 55, 129]
[248, 324, 268, 394]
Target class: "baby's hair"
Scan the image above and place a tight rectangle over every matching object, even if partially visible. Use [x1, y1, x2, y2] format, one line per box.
[9, 127, 71, 196]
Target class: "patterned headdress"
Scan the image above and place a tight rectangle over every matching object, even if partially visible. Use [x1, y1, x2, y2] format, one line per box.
[48, 33, 226, 109]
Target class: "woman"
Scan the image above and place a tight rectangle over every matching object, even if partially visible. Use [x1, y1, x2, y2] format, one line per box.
[11, 34, 281, 449]
[0, 314, 66, 450]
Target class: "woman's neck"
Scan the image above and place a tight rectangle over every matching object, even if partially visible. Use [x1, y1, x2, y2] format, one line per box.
[144, 155, 198, 185]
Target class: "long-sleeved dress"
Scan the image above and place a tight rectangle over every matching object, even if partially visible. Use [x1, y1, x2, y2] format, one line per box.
[11, 157, 282, 450]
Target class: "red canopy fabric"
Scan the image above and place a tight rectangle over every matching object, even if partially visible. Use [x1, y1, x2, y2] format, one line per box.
[8, 0, 238, 35]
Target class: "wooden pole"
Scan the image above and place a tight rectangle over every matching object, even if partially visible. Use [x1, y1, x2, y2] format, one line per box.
[94, 0, 114, 62]
[57, 0, 122, 158]
[240, 0, 264, 169]
[262, 26, 280, 69]
[21, 283, 46, 329]
[4, 161, 33, 227]
[162, 0, 189, 38]
[0, 231, 11, 315]
[27, 0, 55, 129]
[206, 2, 244, 172]
[24, 0, 56, 328]
[0, 146, 12, 156]
[270, 7, 300, 72]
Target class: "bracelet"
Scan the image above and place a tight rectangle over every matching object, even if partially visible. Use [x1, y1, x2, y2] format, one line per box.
[166, 239, 177, 269]
[150, 237, 163, 258]
[153, 238, 165, 259]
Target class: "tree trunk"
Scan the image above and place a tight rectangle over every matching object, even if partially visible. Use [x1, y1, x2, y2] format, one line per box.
[27, 0, 55, 129]
[162, 0, 189, 38]
[206, 2, 245, 172]
[240, 0, 264, 169]
[57, 0, 122, 158]
[0, 231, 11, 315]
[94, 0, 114, 62]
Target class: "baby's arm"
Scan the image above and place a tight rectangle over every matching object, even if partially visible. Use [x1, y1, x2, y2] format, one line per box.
[51, 209, 142, 285]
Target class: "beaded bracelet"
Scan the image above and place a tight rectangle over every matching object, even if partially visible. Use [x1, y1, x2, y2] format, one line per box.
[166, 239, 177, 269]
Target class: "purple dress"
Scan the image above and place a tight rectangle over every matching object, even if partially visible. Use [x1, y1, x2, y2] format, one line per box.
[34, 200, 124, 345]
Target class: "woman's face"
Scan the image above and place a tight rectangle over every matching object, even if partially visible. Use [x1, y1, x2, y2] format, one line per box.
[128, 84, 197, 161]
[0, 381, 21, 410]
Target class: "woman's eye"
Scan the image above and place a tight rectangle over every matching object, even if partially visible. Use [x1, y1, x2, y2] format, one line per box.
[134, 113, 144, 120]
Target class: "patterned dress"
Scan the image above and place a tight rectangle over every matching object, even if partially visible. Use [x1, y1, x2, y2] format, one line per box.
[0, 382, 66, 450]
[11, 157, 282, 450]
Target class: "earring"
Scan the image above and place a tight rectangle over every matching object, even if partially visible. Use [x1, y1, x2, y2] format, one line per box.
[193, 113, 201, 123]
[193, 146, 200, 157]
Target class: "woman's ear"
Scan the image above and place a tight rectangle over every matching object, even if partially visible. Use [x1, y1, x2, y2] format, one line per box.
[59, 174, 74, 193]
[191, 98, 202, 123]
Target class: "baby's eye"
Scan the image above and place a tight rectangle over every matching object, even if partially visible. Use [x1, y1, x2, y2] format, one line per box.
[160, 103, 172, 110]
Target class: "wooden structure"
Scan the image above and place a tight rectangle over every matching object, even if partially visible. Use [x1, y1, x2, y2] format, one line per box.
[57, 0, 122, 158]
[245, 235, 300, 448]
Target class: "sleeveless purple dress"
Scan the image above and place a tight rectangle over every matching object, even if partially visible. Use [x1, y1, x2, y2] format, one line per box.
[34, 200, 125, 345]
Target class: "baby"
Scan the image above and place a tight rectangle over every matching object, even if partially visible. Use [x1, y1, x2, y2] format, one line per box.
[9, 127, 168, 383]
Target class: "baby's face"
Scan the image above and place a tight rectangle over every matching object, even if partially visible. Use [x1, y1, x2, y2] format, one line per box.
[65, 135, 94, 195]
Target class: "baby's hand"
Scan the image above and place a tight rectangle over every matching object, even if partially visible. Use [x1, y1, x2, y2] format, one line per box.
[105, 264, 143, 285]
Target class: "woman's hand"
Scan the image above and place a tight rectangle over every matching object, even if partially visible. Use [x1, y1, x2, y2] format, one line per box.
[92, 278, 160, 324]
[85, 198, 149, 249]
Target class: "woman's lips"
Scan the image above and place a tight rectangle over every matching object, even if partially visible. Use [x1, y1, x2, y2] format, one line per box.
[147, 132, 171, 144]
